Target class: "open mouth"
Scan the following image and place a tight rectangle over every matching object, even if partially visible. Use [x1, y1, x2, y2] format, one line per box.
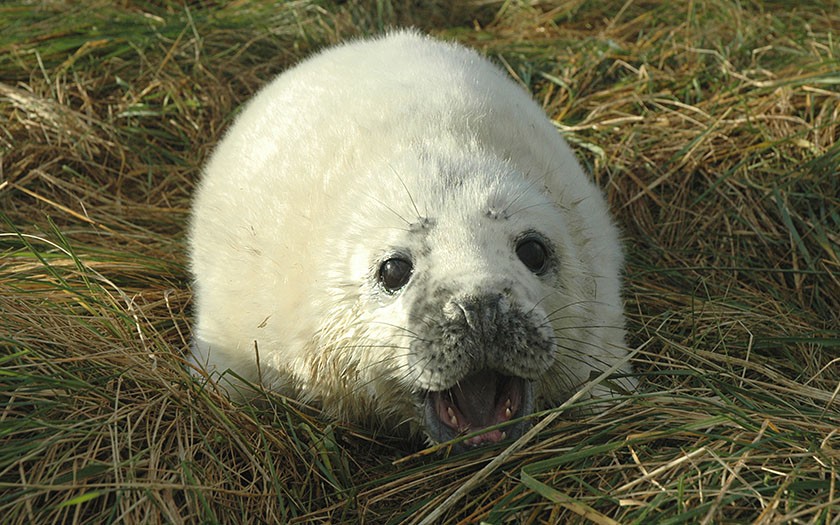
[424, 370, 533, 448]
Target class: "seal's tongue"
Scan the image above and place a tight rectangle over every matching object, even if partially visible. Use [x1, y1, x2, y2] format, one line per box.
[451, 371, 499, 427]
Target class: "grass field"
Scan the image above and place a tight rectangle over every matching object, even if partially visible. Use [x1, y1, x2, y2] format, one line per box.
[1, 1, 838, 523]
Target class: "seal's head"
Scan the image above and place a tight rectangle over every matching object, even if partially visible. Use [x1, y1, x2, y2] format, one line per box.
[189, 31, 632, 451]
[315, 147, 621, 448]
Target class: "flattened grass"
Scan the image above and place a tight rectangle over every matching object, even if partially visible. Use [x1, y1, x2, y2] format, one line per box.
[2, 0, 838, 523]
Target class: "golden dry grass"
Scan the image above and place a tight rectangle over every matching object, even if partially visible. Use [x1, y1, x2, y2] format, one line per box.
[1, 1, 838, 523]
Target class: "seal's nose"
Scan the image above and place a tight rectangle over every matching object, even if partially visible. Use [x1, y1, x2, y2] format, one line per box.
[443, 293, 509, 332]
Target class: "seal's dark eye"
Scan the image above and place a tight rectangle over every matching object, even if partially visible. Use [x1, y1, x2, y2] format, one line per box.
[378, 257, 413, 292]
[516, 237, 548, 274]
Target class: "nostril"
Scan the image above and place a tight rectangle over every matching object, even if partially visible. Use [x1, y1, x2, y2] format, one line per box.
[497, 294, 510, 315]
[477, 294, 504, 324]
[483, 297, 498, 324]
[443, 297, 479, 329]
[459, 301, 480, 330]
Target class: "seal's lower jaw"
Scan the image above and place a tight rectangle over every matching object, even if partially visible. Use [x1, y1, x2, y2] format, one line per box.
[424, 370, 534, 450]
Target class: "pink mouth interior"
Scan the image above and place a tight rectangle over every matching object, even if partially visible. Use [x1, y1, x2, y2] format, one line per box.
[432, 371, 523, 447]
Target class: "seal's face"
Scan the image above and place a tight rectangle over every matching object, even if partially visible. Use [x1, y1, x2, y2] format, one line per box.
[342, 152, 580, 448]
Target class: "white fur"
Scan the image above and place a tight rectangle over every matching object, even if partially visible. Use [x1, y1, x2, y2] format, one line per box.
[189, 30, 632, 434]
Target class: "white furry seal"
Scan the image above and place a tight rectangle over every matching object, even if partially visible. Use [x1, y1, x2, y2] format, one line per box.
[189, 30, 634, 448]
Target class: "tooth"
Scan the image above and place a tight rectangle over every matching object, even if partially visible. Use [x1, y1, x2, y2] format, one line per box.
[447, 407, 458, 427]
[501, 431, 507, 440]
[505, 398, 511, 408]
[505, 407, 512, 418]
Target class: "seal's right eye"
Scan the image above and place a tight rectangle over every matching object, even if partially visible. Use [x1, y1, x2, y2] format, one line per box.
[378, 257, 413, 292]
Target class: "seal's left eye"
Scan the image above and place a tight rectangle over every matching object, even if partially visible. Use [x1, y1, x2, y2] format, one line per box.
[516, 237, 548, 274]
[378, 257, 413, 292]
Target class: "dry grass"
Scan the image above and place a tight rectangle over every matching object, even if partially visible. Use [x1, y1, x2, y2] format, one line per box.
[1, 0, 838, 523]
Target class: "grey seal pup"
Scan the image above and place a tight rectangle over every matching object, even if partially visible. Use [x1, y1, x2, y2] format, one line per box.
[189, 30, 634, 449]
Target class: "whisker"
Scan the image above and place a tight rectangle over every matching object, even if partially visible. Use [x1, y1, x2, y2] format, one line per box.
[387, 162, 424, 222]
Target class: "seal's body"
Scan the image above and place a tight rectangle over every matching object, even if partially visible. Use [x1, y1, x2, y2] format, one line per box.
[190, 31, 633, 447]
